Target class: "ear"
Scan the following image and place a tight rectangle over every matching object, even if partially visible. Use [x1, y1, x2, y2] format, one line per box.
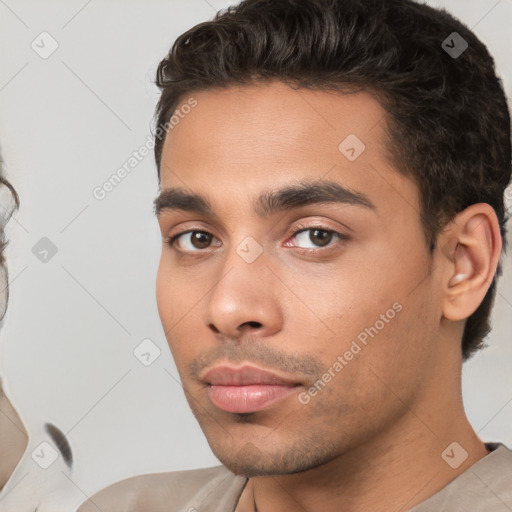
[439, 204, 502, 322]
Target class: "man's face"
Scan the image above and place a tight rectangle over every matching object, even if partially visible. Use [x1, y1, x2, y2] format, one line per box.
[155, 82, 444, 476]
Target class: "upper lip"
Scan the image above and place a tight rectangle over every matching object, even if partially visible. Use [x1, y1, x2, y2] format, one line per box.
[202, 365, 300, 386]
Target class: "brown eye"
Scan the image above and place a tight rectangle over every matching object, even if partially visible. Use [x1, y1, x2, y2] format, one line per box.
[289, 227, 345, 250]
[309, 229, 333, 247]
[169, 231, 217, 251]
[189, 232, 213, 249]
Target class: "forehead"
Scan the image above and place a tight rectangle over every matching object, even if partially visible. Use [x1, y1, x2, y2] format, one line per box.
[159, 81, 418, 219]
[163, 81, 386, 160]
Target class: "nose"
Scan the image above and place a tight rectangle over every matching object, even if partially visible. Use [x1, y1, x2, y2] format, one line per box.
[203, 252, 283, 340]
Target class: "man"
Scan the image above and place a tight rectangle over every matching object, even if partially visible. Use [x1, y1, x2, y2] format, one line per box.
[80, 0, 512, 510]
[0, 155, 80, 511]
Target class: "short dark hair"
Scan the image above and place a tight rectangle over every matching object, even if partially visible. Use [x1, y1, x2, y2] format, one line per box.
[0, 148, 20, 321]
[154, 0, 511, 360]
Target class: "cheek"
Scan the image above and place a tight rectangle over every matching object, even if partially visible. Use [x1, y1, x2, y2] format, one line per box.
[290, 238, 430, 364]
[155, 256, 190, 345]
[155, 257, 206, 364]
[155, 258, 171, 324]
[156, 254, 195, 319]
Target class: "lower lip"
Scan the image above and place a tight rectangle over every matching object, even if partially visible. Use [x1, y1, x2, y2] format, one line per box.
[208, 384, 298, 413]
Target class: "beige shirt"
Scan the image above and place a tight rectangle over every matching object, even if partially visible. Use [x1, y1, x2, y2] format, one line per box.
[79, 443, 512, 512]
[0, 422, 83, 512]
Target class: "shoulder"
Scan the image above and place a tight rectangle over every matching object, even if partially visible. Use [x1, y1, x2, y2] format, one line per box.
[483, 444, 512, 504]
[412, 444, 512, 512]
[78, 465, 246, 512]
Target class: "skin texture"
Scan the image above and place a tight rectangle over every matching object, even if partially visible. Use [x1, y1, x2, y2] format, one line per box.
[153, 82, 501, 512]
[79, 81, 502, 512]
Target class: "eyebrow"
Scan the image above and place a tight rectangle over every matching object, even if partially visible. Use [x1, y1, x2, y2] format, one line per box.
[154, 179, 376, 219]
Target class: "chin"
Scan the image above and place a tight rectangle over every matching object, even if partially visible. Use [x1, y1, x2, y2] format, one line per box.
[210, 440, 334, 477]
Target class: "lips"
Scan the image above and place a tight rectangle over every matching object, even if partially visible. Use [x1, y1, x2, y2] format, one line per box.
[203, 365, 301, 413]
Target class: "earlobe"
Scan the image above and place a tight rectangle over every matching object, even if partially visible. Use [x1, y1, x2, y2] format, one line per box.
[442, 204, 502, 322]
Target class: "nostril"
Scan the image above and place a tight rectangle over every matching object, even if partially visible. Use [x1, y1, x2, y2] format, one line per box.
[209, 324, 220, 333]
[244, 321, 262, 328]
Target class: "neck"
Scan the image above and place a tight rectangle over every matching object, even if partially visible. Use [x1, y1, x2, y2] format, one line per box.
[0, 384, 28, 490]
[249, 419, 486, 512]
[241, 353, 488, 512]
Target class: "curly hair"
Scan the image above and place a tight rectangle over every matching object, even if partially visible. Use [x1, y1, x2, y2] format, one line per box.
[153, 0, 512, 360]
[0, 148, 20, 322]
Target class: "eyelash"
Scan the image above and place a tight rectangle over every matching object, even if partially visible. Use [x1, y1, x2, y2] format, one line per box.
[166, 224, 349, 254]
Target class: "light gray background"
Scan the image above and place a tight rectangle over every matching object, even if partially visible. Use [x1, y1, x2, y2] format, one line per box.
[0, 0, 511, 500]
